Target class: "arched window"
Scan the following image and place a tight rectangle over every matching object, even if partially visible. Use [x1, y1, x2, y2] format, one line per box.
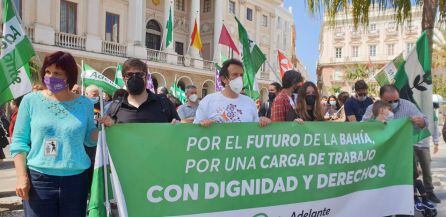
[146, 20, 162, 50]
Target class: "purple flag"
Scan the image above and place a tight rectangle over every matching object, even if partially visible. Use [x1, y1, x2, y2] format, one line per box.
[215, 67, 223, 92]
[146, 73, 155, 92]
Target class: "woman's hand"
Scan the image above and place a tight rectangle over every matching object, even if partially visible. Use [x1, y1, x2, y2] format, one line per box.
[259, 117, 271, 127]
[16, 175, 30, 200]
[13, 153, 30, 200]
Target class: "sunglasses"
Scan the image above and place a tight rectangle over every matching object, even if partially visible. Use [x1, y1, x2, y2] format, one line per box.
[124, 72, 146, 79]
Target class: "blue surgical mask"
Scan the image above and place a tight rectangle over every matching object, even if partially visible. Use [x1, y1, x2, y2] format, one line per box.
[391, 102, 399, 110]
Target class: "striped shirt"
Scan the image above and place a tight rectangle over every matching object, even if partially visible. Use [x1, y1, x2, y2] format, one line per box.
[362, 98, 430, 148]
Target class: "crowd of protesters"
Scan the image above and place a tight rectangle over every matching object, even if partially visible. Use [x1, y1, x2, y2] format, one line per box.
[0, 51, 442, 217]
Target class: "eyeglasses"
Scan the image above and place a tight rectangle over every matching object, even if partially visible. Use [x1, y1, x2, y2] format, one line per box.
[387, 99, 399, 104]
[124, 72, 146, 79]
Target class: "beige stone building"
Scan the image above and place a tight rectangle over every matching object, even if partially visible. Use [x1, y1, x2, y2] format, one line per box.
[1, 0, 300, 100]
[316, 7, 422, 96]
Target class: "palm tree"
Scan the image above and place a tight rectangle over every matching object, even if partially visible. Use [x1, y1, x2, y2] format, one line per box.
[433, 28, 446, 69]
[344, 64, 370, 81]
[305, 0, 445, 68]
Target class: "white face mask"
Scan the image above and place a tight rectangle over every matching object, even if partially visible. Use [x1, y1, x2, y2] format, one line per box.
[189, 94, 198, 103]
[228, 76, 243, 94]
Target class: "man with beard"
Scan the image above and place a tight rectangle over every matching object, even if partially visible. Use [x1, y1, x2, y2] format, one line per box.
[271, 70, 304, 122]
[259, 82, 282, 118]
[99, 58, 179, 125]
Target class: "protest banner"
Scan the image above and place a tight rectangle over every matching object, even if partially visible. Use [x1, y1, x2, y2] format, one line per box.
[106, 119, 414, 217]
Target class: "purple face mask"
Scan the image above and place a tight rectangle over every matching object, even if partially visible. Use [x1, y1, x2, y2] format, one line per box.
[44, 76, 68, 93]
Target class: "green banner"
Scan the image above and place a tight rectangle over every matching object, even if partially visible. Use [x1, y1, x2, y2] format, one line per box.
[106, 119, 414, 217]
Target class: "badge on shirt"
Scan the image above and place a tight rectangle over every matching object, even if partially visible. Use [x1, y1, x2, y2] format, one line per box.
[44, 138, 58, 157]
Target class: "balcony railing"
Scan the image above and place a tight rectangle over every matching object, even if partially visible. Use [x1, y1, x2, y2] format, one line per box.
[55, 32, 86, 50]
[146, 48, 215, 71]
[147, 48, 167, 63]
[102, 41, 127, 57]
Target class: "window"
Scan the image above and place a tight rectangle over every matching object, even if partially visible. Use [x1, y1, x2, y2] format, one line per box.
[246, 8, 253, 21]
[203, 43, 211, 60]
[369, 45, 377, 57]
[387, 44, 395, 56]
[105, 13, 119, 42]
[333, 69, 343, 81]
[60, 0, 77, 34]
[387, 22, 396, 31]
[407, 43, 415, 54]
[203, 0, 211, 13]
[145, 20, 161, 50]
[175, 0, 185, 11]
[175, 42, 184, 55]
[369, 23, 377, 33]
[335, 47, 342, 59]
[352, 46, 359, 57]
[229, 1, 235, 15]
[277, 17, 282, 29]
[13, 0, 22, 18]
[262, 15, 268, 27]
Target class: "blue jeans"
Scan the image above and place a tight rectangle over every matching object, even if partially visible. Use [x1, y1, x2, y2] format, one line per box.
[23, 169, 89, 217]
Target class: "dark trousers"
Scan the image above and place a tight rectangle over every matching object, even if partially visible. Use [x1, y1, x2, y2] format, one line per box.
[24, 169, 89, 217]
[414, 147, 433, 193]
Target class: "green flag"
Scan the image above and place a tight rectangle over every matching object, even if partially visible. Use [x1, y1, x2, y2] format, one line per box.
[0, 0, 35, 105]
[170, 82, 186, 104]
[165, 6, 173, 49]
[114, 64, 125, 87]
[374, 54, 404, 86]
[394, 31, 433, 139]
[88, 132, 111, 217]
[235, 17, 266, 100]
[82, 62, 120, 96]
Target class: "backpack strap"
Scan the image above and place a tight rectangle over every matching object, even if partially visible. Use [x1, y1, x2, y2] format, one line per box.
[157, 94, 174, 121]
[108, 96, 125, 122]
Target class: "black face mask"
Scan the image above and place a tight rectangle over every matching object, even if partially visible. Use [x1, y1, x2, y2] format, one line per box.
[126, 75, 146, 95]
[305, 95, 316, 106]
[268, 92, 276, 101]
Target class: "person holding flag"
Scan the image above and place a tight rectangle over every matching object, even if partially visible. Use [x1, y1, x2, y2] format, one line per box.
[10, 51, 99, 217]
[193, 59, 270, 127]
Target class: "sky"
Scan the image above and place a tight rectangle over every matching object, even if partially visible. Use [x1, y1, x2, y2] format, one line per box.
[284, 0, 322, 82]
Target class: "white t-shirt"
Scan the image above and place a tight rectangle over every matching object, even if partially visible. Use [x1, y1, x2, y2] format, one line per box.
[193, 92, 260, 124]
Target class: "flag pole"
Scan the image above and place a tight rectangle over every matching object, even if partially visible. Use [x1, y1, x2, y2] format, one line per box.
[266, 60, 282, 84]
[98, 88, 111, 217]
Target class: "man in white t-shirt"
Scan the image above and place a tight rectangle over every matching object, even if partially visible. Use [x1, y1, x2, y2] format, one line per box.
[194, 59, 270, 127]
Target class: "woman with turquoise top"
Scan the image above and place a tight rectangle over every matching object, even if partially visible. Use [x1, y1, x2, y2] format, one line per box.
[10, 51, 98, 217]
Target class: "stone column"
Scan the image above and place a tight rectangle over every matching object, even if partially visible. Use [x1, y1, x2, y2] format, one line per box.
[163, 0, 174, 52]
[213, 0, 223, 63]
[126, 0, 146, 58]
[255, 6, 262, 44]
[189, 0, 200, 59]
[269, 13, 277, 75]
[85, 0, 101, 52]
[34, 0, 55, 45]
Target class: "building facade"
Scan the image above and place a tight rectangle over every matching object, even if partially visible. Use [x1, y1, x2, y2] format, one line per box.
[316, 7, 422, 95]
[1, 0, 299, 100]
